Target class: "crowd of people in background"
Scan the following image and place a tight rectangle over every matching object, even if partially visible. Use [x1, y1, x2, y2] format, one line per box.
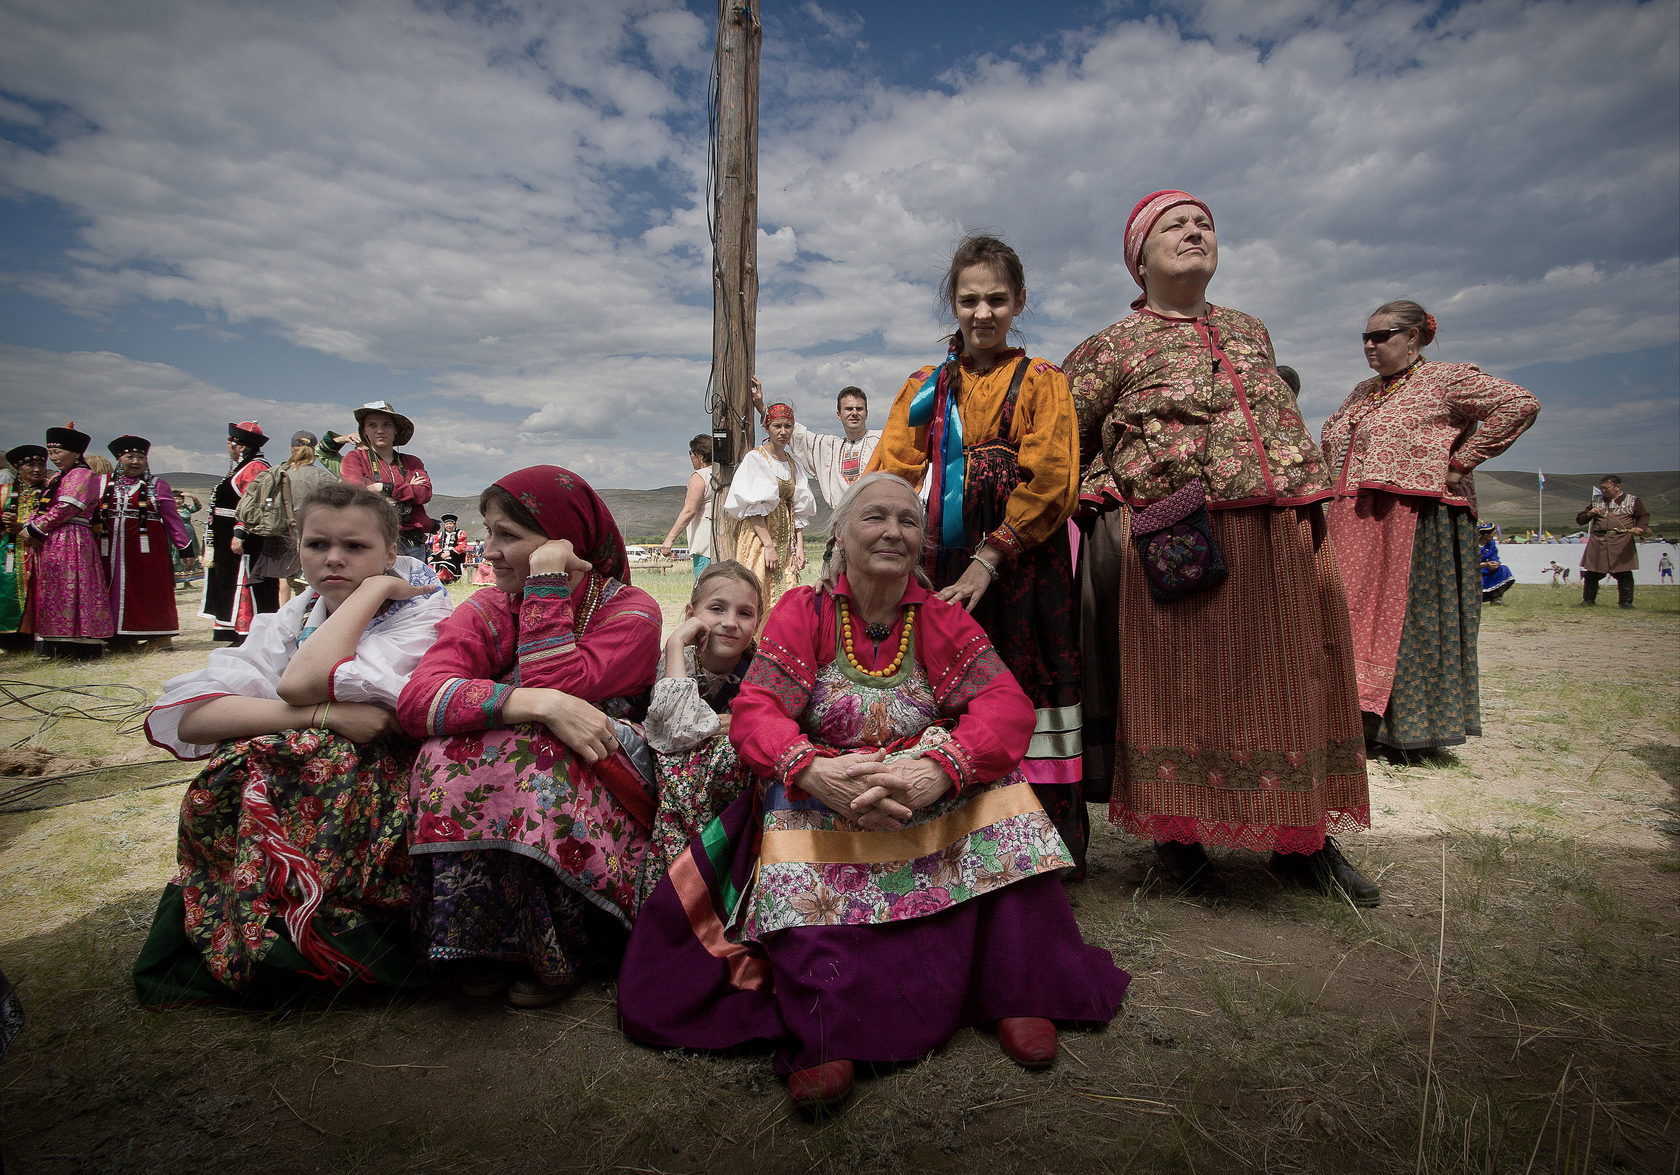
[0, 399, 456, 659]
[14, 188, 1680, 1115]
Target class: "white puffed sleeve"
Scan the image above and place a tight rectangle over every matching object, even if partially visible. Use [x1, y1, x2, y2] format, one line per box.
[722, 449, 782, 520]
[790, 462, 817, 528]
[144, 596, 311, 760]
[643, 647, 722, 754]
[326, 556, 453, 706]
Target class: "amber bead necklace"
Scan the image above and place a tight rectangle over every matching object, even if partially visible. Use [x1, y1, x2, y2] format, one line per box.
[837, 598, 916, 678]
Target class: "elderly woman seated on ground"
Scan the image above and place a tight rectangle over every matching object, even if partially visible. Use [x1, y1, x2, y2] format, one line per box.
[134, 482, 452, 1006]
[618, 472, 1128, 1108]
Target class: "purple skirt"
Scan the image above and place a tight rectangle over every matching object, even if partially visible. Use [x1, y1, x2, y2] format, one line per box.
[617, 794, 1128, 1074]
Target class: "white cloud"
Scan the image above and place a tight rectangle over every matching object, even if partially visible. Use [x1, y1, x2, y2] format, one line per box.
[0, 0, 1673, 487]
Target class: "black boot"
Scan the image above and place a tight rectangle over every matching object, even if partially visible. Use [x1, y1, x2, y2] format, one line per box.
[1155, 839, 1217, 892]
[1617, 574, 1635, 608]
[1274, 838, 1380, 906]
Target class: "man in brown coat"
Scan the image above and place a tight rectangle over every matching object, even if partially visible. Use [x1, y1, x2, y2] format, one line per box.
[1576, 475, 1650, 608]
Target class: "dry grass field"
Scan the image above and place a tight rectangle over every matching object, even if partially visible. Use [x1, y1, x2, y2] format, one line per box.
[1, 576, 1675, 1174]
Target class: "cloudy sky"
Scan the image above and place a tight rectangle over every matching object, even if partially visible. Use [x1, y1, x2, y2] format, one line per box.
[0, 0, 1675, 493]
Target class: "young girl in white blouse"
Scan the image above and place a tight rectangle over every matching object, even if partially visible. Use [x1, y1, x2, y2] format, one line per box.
[635, 560, 763, 905]
[134, 482, 453, 1005]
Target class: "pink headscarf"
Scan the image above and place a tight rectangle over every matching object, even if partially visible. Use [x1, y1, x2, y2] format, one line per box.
[493, 465, 630, 584]
[1123, 190, 1214, 309]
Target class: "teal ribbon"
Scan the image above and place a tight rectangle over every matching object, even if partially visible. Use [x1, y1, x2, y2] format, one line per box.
[907, 362, 966, 550]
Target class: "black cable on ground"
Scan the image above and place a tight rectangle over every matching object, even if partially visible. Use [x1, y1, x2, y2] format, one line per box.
[0, 678, 153, 746]
[0, 758, 189, 813]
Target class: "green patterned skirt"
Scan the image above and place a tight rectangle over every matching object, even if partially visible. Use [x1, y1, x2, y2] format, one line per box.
[1367, 504, 1481, 751]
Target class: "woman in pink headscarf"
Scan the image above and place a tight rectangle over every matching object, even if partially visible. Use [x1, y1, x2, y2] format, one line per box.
[1063, 191, 1376, 904]
[399, 466, 662, 1009]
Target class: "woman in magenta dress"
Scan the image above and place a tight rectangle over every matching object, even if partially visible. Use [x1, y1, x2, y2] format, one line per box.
[619, 473, 1126, 1109]
[26, 424, 114, 658]
[400, 466, 662, 1009]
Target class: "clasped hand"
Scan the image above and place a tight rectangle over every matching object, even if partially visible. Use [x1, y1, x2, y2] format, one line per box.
[796, 750, 951, 831]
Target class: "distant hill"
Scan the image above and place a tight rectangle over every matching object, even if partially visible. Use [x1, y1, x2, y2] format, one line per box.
[157, 474, 835, 544]
[1474, 470, 1678, 537]
[159, 469, 1675, 544]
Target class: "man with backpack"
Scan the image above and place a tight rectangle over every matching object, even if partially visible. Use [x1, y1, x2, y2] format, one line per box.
[235, 430, 336, 603]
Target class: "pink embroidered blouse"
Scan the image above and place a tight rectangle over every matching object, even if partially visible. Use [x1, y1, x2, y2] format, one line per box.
[398, 573, 661, 737]
[1320, 360, 1539, 514]
[730, 576, 1034, 795]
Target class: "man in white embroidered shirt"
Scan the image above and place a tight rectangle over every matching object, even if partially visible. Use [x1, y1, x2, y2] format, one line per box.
[750, 378, 881, 508]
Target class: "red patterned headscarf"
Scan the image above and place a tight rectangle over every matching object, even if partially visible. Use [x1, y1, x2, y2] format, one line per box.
[492, 465, 630, 584]
[764, 402, 795, 425]
[1123, 189, 1214, 309]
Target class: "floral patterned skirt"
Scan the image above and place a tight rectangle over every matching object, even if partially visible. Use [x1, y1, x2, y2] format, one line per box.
[635, 735, 754, 911]
[408, 724, 654, 975]
[745, 731, 1072, 938]
[132, 730, 420, 1006]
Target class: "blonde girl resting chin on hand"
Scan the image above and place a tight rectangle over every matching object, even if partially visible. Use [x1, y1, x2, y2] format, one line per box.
[635, 560, 764, 906]
[134, 481, 453, 1007]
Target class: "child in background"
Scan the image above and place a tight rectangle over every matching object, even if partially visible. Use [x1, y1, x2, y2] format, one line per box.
[636, 561, 764, 906]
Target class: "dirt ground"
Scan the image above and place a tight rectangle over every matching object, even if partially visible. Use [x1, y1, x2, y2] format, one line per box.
[0, 591, 1675, 1174]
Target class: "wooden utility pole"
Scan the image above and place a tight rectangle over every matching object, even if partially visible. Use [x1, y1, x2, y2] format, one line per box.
[711, 0, 760, 498]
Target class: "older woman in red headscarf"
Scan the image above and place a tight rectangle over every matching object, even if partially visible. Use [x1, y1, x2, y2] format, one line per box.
[1063, 191, 1375, 904]
[399, 466, 663, 1009]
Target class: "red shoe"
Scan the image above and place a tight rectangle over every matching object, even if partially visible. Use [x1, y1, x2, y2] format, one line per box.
[997, 1017, 1057, 1068]
[786, 1059, 855, 1107]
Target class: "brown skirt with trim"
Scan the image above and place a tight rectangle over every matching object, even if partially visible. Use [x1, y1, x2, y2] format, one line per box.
[1082, 503, 1369, 854]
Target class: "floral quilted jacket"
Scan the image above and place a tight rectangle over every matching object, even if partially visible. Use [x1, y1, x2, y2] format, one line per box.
[1064, 306, 1331, 508]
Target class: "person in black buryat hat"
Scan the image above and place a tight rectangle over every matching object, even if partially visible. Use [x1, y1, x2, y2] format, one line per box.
[202, 421, 275, 644]
[1, 444, 50, 646]
[427, 512, 468, 583]
[103, 435, 196, 649]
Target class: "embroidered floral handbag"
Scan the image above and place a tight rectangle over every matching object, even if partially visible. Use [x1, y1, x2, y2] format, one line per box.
[1129, 478, 1227, 603]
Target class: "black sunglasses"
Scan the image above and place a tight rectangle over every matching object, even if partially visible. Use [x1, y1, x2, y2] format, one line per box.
[1361, 327, 1412, 345]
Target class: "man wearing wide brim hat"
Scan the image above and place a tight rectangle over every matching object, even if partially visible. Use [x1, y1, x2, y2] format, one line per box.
[341, 401, 435, 560]
[201, 421, 276, 644]
[103, 435, 194, 648]
[25, 422, 114, 656]
[0, 445, 50, 644]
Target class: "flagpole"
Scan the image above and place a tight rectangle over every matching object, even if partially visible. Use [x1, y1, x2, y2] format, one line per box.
[1537, 469, 1544, 540]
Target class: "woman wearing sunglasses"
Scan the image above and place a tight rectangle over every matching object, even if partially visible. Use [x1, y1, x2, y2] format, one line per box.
[1320, 300, 1539, 756]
